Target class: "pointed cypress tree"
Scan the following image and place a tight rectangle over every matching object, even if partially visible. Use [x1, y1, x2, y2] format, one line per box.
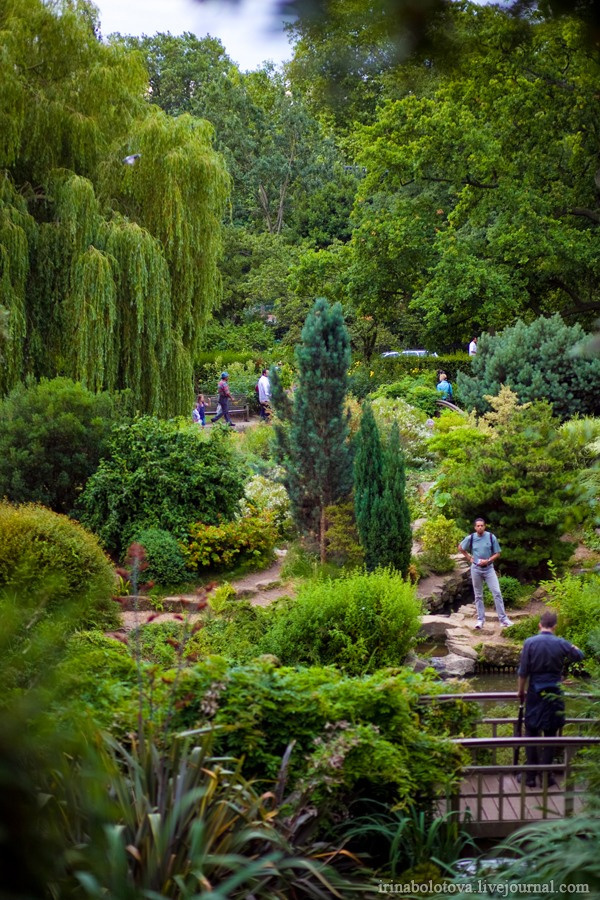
[375, 422, 412, 577]
[272, 297, 353, 562]
[354, 403, 384, 571]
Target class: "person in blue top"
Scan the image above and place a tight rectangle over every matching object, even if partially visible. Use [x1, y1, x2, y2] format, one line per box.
[517, 610, 584, 787]
[192, 394, 206, 427]
[458, 517, 513, 629]
[436, 372, 453, 399]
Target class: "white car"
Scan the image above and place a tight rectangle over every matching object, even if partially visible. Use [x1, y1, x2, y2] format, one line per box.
[381, 349, 438, 358]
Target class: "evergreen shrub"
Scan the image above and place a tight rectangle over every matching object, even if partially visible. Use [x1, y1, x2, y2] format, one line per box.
[134, 528, 189, 585]
[457, 315, 600, 421]
[432, 390, 574, 576]
[0, 502, 118, 629]
[186, 514, 278, 572]
[259, 568, 423, 674]
[79, 417, 247, 555]
[271, 297, 353, 559]
[0, 377, 117, 515]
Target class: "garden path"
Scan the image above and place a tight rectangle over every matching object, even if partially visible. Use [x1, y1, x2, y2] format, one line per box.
[117, 551, 294, 632]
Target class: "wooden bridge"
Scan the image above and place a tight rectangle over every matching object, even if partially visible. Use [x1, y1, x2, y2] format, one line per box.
[426, 692, 600, 839]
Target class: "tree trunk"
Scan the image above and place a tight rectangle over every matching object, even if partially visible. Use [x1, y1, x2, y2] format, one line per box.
[319, 505, 327, 565]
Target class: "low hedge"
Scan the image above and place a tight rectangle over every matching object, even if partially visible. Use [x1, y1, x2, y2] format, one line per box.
[349, 354, 472, 399]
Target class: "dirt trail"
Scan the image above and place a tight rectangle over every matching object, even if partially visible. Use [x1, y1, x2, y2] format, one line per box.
[117, 552, 294, 632]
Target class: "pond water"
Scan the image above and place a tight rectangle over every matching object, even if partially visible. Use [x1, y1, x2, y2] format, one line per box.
[468, 671, 516, 693]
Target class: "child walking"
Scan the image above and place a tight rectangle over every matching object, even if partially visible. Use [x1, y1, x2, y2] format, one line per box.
[192, 394, 206, 427]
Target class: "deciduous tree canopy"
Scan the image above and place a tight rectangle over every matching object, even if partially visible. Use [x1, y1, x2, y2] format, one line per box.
[0, 0, 229, 414]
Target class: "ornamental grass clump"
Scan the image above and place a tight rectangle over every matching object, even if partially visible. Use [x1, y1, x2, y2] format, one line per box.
[260, 568, 423, 674]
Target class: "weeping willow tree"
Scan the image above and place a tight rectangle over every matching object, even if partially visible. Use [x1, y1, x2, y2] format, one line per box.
[0, 0, 229, 414]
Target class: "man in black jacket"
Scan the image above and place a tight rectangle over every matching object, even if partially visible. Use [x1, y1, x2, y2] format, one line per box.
[517, 611, 584, 787]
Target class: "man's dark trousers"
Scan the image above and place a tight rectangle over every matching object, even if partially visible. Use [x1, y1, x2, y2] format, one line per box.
[525, 687, 564, 769]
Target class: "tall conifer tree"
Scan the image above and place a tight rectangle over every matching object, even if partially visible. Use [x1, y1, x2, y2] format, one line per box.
[272, 297, 352, 561]
[375, 422, 412, 577]
[355, 413, 412, 576]
[354, 403, 384, 571]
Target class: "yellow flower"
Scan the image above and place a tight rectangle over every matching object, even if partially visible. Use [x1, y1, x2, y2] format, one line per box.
[370, 371, 374, 377]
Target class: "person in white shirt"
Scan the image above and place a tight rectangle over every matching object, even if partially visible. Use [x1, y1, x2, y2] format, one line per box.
[468, 337, 478, 356]
[257, 369, 271, 420]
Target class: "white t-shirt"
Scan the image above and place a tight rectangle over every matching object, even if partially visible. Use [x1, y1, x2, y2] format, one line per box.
[468, 340, 477, 356]
[258, 374, 271, 404]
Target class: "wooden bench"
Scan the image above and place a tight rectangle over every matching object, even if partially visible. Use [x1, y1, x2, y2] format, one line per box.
[204, 394, 250, 421]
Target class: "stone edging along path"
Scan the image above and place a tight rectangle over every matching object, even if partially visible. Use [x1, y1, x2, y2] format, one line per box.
[115, 551, 295, 634]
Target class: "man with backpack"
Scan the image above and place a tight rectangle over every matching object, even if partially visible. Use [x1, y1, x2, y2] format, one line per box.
[458, 517, 513, 630]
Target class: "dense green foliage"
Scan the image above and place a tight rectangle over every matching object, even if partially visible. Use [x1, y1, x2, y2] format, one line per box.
[185, 513, 278, 572]
[541, 571, 600, 664]
[134, 528, 189, 586]
[432, 390, 575, 575]
[0, 377, 116, 514]
[79, 418, 247, 556]
[458, 316, 600, 420]
[169, 658, 470, 818]
[348, 7, 600, 346]
[354, 404, 384, 570]
[355, 411, 412, 575]
[272, 298, 353, 560]
[0, 502, 118, 659]
[258, 568, 423, 674]
[0, 0, 228, 414]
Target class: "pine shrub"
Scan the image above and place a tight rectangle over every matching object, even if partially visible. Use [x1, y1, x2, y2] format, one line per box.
[435, 390, 575, 576]
[457, 315, 600, 421]
[0, 377, 116, 515]
[271, 297, 353, 561]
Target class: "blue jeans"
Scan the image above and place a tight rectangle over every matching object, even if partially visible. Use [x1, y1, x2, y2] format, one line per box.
[471, 563, 509, 623]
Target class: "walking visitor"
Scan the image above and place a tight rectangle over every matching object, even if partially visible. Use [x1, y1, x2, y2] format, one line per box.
[257, 368, 271, 420]
[192, 394, 206, 427]
[211, 372, 235, 427]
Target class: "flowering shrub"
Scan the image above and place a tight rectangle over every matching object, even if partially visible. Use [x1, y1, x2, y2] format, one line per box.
[370, 397, 433, 467]
[239, 471, 293, 536]
[185, 514, 278, 572]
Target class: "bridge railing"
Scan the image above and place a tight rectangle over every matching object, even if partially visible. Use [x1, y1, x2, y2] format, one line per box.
[421, 692, 600, 838]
